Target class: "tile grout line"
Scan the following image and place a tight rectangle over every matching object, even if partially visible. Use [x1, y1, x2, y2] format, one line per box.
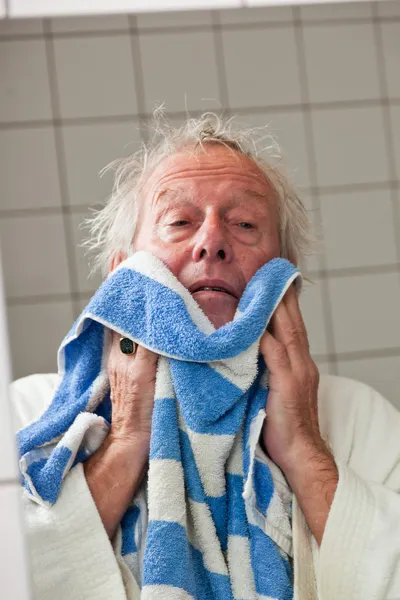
[372, 5, 400, 279]
[309, 179, 400, 196]
[0, 115, 142, 130]
[128, 14, 148, 144]
[2, 14, 400, 42]
[316, 263, 400, 278]
[314, 346, 400, 363]
[0, 203, 104, 219]
[0, 478, 20, 486]
[2, 98, 400, 131]
[7, 292, 77, 306]
[43, 19, 81, 317]
[211, 11, 231, 115]
[293, 5, 338, 376]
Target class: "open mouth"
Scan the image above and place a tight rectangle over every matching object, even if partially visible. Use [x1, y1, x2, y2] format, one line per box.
[193, 286, 234, 297]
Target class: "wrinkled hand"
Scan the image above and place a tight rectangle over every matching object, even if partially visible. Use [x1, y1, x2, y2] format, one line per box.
[260, 283, 327, 473]
[84, 334, 159, 539]
[107, 331, 159, 446]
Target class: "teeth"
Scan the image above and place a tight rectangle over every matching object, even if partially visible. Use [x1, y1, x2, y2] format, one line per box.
[198, 287, 226, 293]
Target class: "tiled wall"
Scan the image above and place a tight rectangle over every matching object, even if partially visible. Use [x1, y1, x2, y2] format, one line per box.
[1, 1, 399, 407]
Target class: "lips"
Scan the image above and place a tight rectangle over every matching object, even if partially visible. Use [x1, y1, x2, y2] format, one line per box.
[189, 279, 239, 299]
[194, 287, 231, 296]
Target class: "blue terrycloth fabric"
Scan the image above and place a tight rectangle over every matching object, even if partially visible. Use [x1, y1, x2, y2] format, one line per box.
[18, 250, 301, 600]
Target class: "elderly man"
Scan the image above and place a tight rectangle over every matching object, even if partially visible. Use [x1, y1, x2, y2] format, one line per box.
[12, 113, 400, 600]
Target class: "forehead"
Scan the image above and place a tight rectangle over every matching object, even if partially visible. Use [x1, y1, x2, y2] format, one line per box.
[142, 144, 272, 201]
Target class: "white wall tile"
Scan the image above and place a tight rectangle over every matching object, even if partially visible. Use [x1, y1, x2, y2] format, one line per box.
[0, 17, 43, 36]
[0, 214, 71, 298]
[337, 354, 400, 410]
[137, 9, 212, 28]
[391, 105, 400, 180]
[0, 127, 62, 211]
[311, 107, 389, 186]
[219, 6, 293, 24]
[8, 300, 74, 378]
[0, 38, 52, 122]
[54, 36, 137, 119]
[0, 485, 31, 599]
[69, 211, 104, 294]
[320, 189, 397, 270]
[62, 121, 142, 207]
[300, 1, 373, 21]
[377, 0, 400, 18]
[222, 27, 301, 109]
[299, 278, 329, 356]
[381, 22, 400, 99]
[303, 23, 380, 103]
[140, 30, 220, 113]
[51, 14, 129, 32]
[234, 110, 311, 188]
[329, 272, 400, 353]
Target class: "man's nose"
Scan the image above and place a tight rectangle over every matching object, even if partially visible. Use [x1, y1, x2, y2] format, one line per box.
[192, 217, 233, 264]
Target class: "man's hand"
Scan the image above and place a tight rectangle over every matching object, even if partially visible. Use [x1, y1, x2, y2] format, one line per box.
[260, 283, 338, 545]
[260, 283, 323, 471]
[107, 331, 159, 446]
[84, 332, 159, 539]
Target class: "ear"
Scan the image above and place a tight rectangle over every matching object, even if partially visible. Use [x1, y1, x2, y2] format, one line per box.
[110, 251, 127, 273]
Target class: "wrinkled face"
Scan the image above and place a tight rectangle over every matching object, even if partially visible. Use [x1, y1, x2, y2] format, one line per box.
[132, 144, 281, 329]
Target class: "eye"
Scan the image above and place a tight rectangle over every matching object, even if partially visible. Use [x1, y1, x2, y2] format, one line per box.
[171, 220, 190, 227]
[238, 222, 254, 230]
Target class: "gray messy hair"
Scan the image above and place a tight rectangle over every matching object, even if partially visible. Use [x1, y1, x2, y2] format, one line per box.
[82, 107, 319, 281]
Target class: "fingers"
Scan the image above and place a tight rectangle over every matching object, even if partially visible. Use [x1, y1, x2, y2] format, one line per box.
[274, 300, 307, 372]
[108, 332, 159, 395]
[261, 284, 308, 376]
[107, 331, 159, 438]
[260, 329, 291, 374]
[283, 284, 310, 352]
[109, 333, 158, 367]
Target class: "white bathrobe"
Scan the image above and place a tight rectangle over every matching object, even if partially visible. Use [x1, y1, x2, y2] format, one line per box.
[10, 373, 400, 600]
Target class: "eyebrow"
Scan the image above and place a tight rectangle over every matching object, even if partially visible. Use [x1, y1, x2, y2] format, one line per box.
[155, 188, 269, 207]
[242, 189, 269, 201]
[155, 189, 185, 205]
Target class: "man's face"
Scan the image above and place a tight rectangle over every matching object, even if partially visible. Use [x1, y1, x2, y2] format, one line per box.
[132, 144, 280, 329]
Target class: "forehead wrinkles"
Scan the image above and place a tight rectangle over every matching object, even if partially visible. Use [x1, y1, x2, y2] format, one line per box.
[146, 163, 268, 202]
[158, 165, 264, 185]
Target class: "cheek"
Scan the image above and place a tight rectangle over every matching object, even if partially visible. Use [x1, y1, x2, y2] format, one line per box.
[239, 246, 280, 281]
[145, 243, 188, 280]
[134, 219, 190, 281]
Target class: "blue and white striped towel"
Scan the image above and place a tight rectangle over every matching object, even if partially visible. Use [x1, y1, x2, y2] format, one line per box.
[18, 250, 301, 600]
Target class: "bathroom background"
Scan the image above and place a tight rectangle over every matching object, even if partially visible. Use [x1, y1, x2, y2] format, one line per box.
[1, 0, 400, 408]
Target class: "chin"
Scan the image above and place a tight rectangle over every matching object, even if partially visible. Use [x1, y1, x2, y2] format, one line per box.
[192, 293, 238, 329]
[204, 311, 236, 330]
